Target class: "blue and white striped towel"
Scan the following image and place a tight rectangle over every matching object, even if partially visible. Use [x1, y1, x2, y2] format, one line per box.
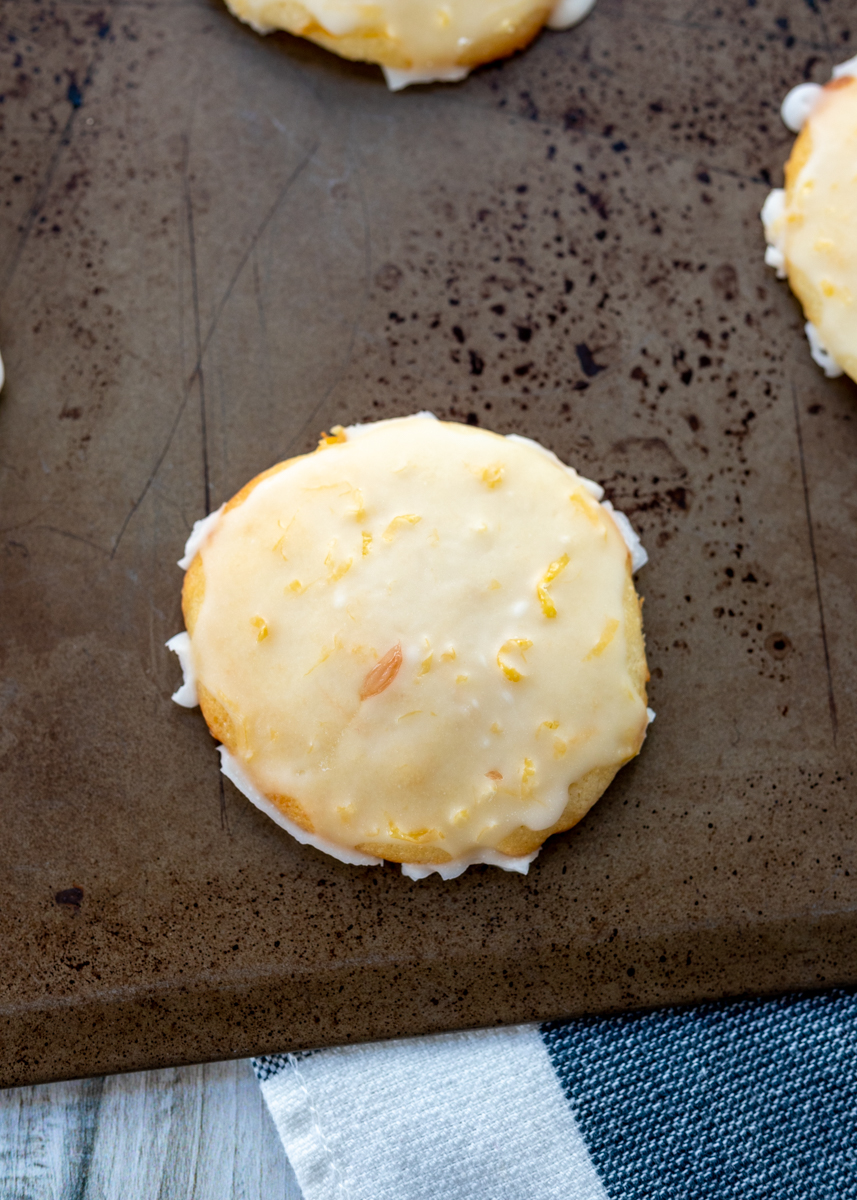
[253, 989, 857, 1199]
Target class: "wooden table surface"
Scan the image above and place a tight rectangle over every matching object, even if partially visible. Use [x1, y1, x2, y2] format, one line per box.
[0, 1062, 302, 1198]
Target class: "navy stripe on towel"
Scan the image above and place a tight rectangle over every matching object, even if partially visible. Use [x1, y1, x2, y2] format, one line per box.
[542, 989, 857, 1200]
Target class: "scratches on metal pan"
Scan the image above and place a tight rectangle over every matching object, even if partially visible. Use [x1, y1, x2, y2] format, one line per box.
[110, 139, 319, 556]
[791, 378, 838, 743]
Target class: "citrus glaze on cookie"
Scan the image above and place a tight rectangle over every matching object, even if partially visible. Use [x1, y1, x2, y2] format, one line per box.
[224, 0, 595, 86]
[177, 416, 650, 878]
[762, 71, 857, 383]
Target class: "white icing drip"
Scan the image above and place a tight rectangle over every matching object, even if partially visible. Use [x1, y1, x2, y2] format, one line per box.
[778, 59, 857, 136]
[764, 243, 786, 276]
[166, 632, 199, 707]
[401, 847, 538, 880]
[780, 82, 823, 132]
[220, 747, 385, 867]
[383, 65, 470, 91]
[601, 501, 648, 573]
[178, 504, 225, 570]
[761, 188, 787, 279]
[580, 476, 604, 500]
[832, 54, 857, 80]
[646, 707, 656, 725]
[546, 0, 596, 31]
[805, 322, 844, 378]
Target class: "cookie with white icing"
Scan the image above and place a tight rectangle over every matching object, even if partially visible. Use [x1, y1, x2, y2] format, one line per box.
[168, 414, 651, 879]
[762, 57, 857, 382]
[224, 0, 596, 90]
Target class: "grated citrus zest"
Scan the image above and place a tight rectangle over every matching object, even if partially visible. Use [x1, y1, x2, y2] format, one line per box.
[318, 425, 347, 447]
[570, 490, 601, 523]
[585, 617, 619, 660]
[388, 821, 442, 843]
[537, 552, 569, 618]
[481, 462, 504, 488]
[383, 513, 421, 541]
[497, 638, 532, 682]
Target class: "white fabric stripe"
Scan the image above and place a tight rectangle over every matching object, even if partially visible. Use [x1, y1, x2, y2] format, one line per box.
[260, 1024, 607, 1200]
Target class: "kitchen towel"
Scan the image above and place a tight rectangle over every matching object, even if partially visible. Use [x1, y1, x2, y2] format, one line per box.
[253, 988, 857, 1200]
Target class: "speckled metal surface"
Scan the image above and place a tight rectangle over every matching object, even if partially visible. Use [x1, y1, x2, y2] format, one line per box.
[1, 0, 855, 1088]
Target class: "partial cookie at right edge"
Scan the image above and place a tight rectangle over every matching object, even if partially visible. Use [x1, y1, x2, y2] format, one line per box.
[761, 60, 857, 383]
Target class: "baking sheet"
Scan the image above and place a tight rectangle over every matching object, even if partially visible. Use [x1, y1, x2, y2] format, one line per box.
[1, 0, 855, 1088]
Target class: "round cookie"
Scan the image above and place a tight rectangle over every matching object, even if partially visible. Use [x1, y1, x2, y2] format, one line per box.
[168, 414, 651, 879]
[762, 63, 857, 382]
[223, 0, 596, 90]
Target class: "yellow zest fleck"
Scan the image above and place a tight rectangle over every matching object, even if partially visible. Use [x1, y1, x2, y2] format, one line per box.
[360, 643, 403, 700]
[418, 651, 433, 677]
[456, 674, 468, 685]
[287, 579, 304, 594]
[440, 647, 456, 662]
[481, 462, 504, 488]
[383, 513, 421, 542]
[490, 722, 502, 734]
[521, 758, 535, 797]
[435, 5, 451, 27]
[489, 579, 502, 590]
[362, 531, 372, 556]
[570, 490, 600, 523]
[305, 637, 341, 676]
[398, 710, 422, 721]
[553, 737, 567, 758]
[541, 720, 559, 731]
[585, 617, 620, 660]
[324, 542, 352, 583]
[485, 770, 503, 781]
[272, 515, 296, 559]
[497, 638, 532, 683]
[388, 822, 442, 843]
[337, 803, 355, 822]
[537, 553, 569, 618]
[251, 616, 268, 642]
[452, 808, 469, 825]
[429, 528, 440, 546]
[318, 425, 347, 447]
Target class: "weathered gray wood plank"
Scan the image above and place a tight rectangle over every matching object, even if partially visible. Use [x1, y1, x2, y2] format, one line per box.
[0, 1060, 302, 1200]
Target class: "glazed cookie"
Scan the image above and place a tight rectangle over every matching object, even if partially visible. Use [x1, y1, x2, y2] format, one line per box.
[168, 414, 652, 879]
[224, 0, 596, 90]
[762, 56, 857, 382]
